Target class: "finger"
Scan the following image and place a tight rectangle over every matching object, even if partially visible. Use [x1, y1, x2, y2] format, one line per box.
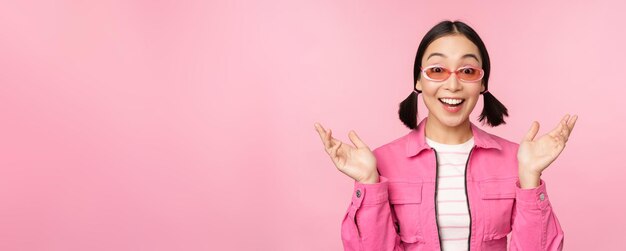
[330, 140, 342, 160]
[314, 122, 326, 135]
[321, 128, 334, 153]
[557, 130, 567, 144]
[348, 130, 368, 149]
[329, 138, 345, 155]
[523, 121, 540, 142]
[330, 137, 343, 149]
[567, 115, 578, 132]
[314, 123, 330, 148]
[558, 117, 569, 142]
[561, 115, 577, 142]
[327, 130, 345, 153]
[560, 114, 570, 125]
[560, 117, 570, 140]
[549, 117, 566, 138]
[559, 126, 569, 142]
[326, 129, 334, 150]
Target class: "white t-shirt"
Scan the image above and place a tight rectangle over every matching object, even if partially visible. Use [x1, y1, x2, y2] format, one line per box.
[426, 136, 475, 251]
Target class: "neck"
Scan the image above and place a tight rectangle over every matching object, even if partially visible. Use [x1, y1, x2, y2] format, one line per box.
[424, 116, 473, 144]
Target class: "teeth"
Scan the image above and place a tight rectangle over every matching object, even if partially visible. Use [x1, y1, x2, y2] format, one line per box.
[439, 98, 464, 105]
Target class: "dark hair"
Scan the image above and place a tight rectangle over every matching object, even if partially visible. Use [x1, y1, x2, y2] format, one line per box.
[399, 20, 508, 129]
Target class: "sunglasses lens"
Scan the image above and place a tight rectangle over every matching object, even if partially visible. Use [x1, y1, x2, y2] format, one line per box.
[424, 66, 450, 81]
[457, 67, 483, 81]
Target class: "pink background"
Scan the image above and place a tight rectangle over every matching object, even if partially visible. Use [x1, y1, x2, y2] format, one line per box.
[0, 0, 624, 250]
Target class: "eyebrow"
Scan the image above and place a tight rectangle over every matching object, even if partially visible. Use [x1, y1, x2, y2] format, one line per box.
[426, 52, 480, 63]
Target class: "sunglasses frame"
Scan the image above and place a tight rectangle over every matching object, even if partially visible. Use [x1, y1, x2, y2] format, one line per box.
[420, 64, 485, 83]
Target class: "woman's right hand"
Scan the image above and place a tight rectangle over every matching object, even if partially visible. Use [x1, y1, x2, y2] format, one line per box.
[314, 122, 379, 184]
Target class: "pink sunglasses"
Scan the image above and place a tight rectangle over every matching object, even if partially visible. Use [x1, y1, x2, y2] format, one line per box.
[420, 64, 484, 82]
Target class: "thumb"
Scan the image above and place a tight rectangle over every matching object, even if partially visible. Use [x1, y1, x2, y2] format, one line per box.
[523, 121, 540, 142]
[348, 130, 368, 149]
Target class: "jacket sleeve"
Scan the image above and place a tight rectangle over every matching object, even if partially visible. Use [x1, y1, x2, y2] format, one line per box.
[341, 175, 404, 251]
[509, 178, 564, 251]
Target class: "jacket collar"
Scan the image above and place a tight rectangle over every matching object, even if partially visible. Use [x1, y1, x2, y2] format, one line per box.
[405, 116, 502, 157]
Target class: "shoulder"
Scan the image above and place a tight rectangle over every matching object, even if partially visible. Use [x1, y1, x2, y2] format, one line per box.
[487, 131, 520, 154]
[369, 132, 416, 177]
[371, 132, 411, 159]
[490, 132, 519, 149]
[478, 130, 521, 177]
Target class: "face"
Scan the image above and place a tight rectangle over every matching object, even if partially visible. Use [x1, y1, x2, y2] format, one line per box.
[415, 34, 486, 129]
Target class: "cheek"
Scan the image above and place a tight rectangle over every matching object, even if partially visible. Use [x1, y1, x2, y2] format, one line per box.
[467, 98, 479, 107]
[421, 92, 439, 105]
[465, 97, 482, 111]
[421, 84, 439, 98]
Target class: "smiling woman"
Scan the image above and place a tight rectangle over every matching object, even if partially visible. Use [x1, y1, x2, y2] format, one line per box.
[315, 19, 576, 251]
[401, 22, 509, 135]
[412, 33, 491, 144]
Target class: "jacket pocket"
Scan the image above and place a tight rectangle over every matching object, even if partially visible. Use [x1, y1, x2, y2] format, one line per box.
[388, 181, 423, 243]
[478, 178, 516, 241]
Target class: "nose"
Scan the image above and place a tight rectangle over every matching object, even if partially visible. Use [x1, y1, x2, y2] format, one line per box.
[444, 72, 462, 91]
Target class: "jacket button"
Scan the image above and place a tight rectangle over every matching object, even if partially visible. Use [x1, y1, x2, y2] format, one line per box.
[539, 193, 545, 201]
[356, 190, 362, 198]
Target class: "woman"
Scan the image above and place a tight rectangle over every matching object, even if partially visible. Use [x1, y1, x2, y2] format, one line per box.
[314, 20, 577, 251]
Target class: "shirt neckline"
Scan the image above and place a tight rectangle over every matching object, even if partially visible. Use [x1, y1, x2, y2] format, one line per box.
[425, 136, 475, 150]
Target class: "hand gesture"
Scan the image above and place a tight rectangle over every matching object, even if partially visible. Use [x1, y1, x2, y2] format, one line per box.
[518, 114, 578, 176]
[314, 122, 378, 183]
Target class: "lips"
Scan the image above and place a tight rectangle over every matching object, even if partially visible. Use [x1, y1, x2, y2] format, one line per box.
[438, 96, 465, 114]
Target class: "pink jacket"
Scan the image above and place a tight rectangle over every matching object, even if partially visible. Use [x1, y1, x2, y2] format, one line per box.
[341, 117, 564, 250]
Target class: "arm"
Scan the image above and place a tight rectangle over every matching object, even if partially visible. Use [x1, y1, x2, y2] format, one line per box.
[511, 114, 577, 250]
[312, 124, 406, 250]
[509, 178, 564, 251]
[341, 176, 403, 251]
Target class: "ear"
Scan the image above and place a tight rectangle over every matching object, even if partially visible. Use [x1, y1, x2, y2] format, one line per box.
[481, 82, 486, 93]
[415, 80, 422, 92]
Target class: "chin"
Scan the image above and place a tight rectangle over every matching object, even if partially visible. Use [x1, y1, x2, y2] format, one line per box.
[440, 116, 469, 127]
[430, 110, 470, 128]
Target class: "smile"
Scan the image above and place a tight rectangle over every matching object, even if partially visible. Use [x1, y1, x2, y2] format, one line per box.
[438, 98, 465, 106]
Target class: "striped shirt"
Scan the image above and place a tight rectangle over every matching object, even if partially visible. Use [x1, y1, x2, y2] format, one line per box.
[426, 136, 474, 251]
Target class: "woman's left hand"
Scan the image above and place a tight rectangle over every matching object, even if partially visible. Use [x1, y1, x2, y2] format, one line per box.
[518, 114, 578, 177]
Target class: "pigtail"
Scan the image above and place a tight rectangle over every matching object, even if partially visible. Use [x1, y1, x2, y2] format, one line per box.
[398, 90, 420, 129]
[478, 90, 509, 127]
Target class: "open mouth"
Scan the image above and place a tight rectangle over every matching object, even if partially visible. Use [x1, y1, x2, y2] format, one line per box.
[438, 98, 465, 107]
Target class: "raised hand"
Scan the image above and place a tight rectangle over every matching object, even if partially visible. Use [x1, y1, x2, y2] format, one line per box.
[314, 122, 379, 184]
[518, 114, 578, 181]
